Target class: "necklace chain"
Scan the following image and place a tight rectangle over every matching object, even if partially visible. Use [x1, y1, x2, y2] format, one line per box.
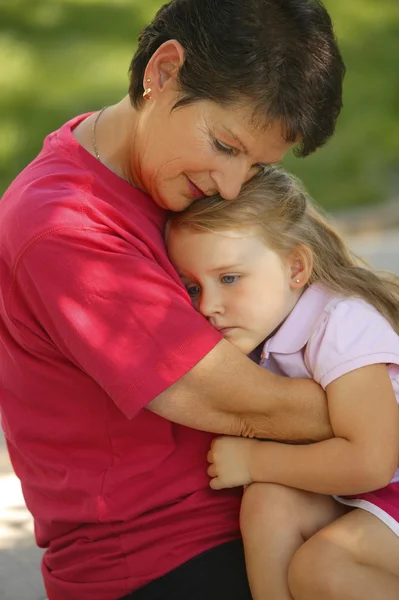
[91, 106, 108, 162]
[90, 106, 136, 188]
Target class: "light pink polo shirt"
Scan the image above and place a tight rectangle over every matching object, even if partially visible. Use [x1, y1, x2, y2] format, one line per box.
[261, 284, 399, 518]
[261, 284, 399, 392]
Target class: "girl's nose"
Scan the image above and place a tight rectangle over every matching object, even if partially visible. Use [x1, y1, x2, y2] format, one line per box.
[198, 289, 224, 318]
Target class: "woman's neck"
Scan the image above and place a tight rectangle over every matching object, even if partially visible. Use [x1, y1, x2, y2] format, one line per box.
[73, 96, 142, 189]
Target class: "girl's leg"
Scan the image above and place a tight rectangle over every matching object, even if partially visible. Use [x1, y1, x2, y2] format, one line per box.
[240, 483, 347, 600]
[288, 508, 399, 600]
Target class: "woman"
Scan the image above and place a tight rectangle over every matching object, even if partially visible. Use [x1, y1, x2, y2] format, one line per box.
[0, 1, 345, 599]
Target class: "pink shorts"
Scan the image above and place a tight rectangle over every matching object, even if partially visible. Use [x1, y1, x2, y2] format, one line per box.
[334, 480, 399, 536]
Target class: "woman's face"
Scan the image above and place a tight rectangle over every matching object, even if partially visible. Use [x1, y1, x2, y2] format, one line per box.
[132, 98, 295, 212]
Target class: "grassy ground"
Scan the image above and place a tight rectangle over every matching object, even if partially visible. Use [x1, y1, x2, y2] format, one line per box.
[1, 0, 398, 210]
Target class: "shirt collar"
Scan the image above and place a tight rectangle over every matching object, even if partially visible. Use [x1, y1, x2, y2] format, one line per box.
[265, 284, 334, 355]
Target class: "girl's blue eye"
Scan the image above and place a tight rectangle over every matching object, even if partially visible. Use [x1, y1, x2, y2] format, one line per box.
[221, 275, 239, 285]
[213, 140, 236, 157]
[186, 284, 201, 298]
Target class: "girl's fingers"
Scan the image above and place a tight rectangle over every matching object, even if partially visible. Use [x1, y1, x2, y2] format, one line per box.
[207, 464, 217, 478]
[209, 477, 223, 490]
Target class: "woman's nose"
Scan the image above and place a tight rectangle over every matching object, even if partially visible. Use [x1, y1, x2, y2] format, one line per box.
[211, 161, 248, 201]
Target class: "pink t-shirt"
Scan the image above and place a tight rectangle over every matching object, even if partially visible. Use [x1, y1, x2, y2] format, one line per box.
[0, 114, 242, 600]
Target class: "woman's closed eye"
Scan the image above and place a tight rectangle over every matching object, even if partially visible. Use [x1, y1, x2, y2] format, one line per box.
[213, 139, 268, 173]
[213, 139, 238, 157]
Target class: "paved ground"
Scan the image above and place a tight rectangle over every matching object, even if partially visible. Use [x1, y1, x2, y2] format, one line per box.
[348, 227, 399, 273]
[0, 438, 46, 600]
[0, 226, 398, 600]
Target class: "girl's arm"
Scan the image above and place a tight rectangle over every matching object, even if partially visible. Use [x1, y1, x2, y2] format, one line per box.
[208, 364, 399, 495]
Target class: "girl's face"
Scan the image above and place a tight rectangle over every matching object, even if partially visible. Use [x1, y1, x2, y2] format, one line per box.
[167, 226, 302, 355]
[133, 99, 294, 213]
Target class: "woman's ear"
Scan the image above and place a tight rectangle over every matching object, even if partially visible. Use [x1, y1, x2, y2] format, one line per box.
[288, 244, 313, 289]
[144, 40, 186, 97]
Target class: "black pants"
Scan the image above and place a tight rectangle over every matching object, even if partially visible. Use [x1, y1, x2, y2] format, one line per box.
[120, 539, 252, 600]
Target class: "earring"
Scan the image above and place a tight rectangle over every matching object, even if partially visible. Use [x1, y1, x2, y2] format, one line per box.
[143, 79, 152, 100]
[143, 88, 152, 100]
[295, 279, 300, 283]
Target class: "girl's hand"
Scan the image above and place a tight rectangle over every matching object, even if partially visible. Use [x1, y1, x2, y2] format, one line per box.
[207, 436, 259, 489]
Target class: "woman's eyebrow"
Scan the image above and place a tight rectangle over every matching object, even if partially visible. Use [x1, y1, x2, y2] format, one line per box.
[221, 127, 269, 168]
[221, 126, 248, 153]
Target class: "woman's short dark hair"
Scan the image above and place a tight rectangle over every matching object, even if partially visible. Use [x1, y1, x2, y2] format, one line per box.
[129, 0, 345, 157]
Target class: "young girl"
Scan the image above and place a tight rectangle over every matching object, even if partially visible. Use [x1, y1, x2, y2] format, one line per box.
[166, 167, 399, 600]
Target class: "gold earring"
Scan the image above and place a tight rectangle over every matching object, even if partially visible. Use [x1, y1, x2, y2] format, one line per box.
[143, 78, 152, 100]
[143, 88, 152, 100]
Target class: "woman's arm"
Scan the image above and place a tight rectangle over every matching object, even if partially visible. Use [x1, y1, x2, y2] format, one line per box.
[207, 364, 399, 494]
[148, 338, 332, 442]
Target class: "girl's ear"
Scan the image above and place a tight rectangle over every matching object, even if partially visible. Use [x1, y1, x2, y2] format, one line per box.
[288, 244, 313, 289]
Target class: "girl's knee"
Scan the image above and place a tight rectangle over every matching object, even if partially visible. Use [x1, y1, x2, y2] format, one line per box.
[240, 483, 297, 534]
[288, 535, 348, 600]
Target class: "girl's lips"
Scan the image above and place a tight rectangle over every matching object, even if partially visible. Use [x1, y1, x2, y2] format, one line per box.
[187, 177, 206, 199]
[217, 327, 236, 335]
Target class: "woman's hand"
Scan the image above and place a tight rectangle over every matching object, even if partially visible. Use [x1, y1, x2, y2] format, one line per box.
[207, 436, 260, 489]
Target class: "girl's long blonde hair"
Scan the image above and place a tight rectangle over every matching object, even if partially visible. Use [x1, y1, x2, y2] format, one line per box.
[169, 167, 399, 334]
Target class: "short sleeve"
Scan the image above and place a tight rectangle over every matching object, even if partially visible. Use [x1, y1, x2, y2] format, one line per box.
[305, 298, 399, 389]
[10, 229, 222, 417]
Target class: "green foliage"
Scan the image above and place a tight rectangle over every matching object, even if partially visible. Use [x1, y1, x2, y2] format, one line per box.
[285, 0, 399, 209]
[1, 0, 398, 210]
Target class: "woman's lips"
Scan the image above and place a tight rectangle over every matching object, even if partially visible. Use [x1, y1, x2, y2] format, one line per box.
[187, 177, 206, 199]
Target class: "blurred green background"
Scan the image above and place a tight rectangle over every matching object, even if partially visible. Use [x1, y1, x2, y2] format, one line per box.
[1, 0, 398, 210]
